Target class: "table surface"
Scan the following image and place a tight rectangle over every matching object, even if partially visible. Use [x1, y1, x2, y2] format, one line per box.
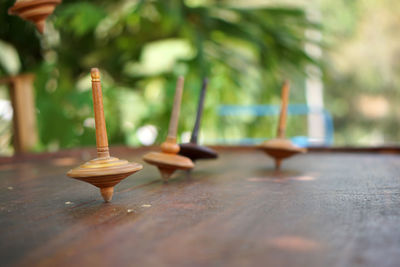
[1, 147, 400, 267]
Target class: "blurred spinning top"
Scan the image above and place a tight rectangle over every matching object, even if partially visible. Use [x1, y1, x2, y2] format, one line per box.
[179, 78, 218, 161]
[143, 77, 194, 181]
[67, 68, 142, 202]
[258, 81, 306, 170]
[8, 0, 62, 34]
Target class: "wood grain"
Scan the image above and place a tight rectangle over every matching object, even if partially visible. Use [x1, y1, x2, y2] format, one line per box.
[1, 148, 400, 266]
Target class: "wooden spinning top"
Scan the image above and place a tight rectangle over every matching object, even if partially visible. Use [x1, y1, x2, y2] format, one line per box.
[143, 77, 194, 181]
[179, 78, 218, 161]
[67, 68, 142, 202]
[8, 0, 62, 34]
[258, 81, 306, 170]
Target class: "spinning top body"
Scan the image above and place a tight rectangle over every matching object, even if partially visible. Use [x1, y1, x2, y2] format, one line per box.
[258, 81, 307, 170]
[68, 157, 142, 202]
[179, 143, 218, 161]
[179, 78, 218, 161]
[143, 137, 194, 180]
[67, 68, 142, 202]
[259, 138, 306, 170]
[143, 77, 194, 180]
[8, 0, 62, 34]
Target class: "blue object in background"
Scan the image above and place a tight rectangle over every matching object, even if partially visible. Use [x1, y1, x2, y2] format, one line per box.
[217, 104, 334, 147]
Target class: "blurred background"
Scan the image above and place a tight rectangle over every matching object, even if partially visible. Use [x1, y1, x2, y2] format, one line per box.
[0, 0, 399, 156]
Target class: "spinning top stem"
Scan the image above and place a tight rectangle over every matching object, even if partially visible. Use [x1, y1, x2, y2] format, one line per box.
[160, 76, 184, 155]
[167, 76, 184, 140]
[190, 78, 208, 144]
[91, 68, 110, 158]
[277, 80, 289, 139]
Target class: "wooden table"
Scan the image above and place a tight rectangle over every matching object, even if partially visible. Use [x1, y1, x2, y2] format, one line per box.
[1, 147, 400, 267]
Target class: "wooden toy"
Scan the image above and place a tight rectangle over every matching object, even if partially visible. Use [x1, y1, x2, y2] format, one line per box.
[179, 78, 218, 161]
[258, 81, 306, 170]
[8, 0, 62, 34]
[67, 68, 142, 202]
[143, 77, 194, 180]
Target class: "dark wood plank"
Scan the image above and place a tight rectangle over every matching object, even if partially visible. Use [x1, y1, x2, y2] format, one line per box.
[1, 149, 400, 267]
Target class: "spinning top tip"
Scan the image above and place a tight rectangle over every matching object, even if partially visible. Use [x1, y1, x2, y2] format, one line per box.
[100, 187, 114, 202]
[35, 20, 45, 34]
[158, 168, 176, 181]
[275, 159, 282, 170]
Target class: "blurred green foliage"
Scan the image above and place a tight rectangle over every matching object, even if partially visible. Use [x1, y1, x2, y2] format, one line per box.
[0, 0, 318, 152]
[318, 0, 400, 145]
